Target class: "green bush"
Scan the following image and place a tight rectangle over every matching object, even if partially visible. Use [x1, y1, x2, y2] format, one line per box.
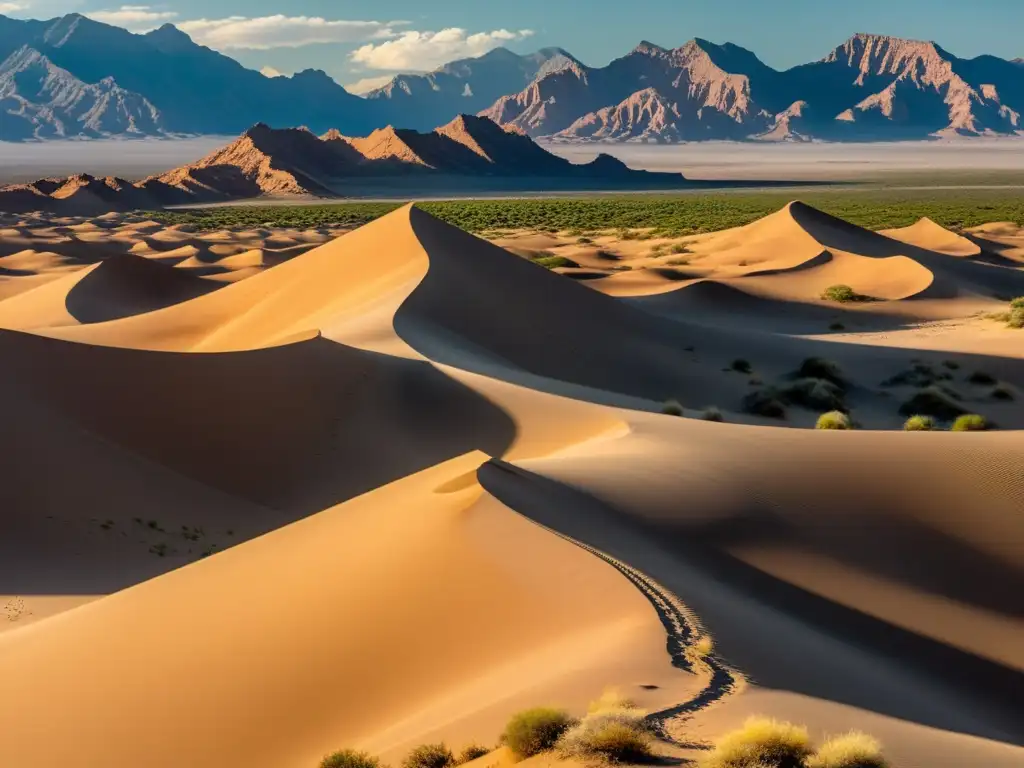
[951, 414, 990, 432]
[731, 359, 753, 374]
[700, 717, 812, 768]
[898, 387, 967, 421]
[903, 415, 936, 431]
[806, 732, 888, 768]
[501, 708, 576, 759]
[455, 746, 490, 765]
[1008, 307, 1024, 328]
[531, 255, 578, 269]
[816, 411, 853, 430]
[743, 389, 787, 419]
[661, 399, 685, 417]
[795, 357, 845, 386]
[784, 378, 846, 411]
[403, 744, 454, 768]
[1010, 297, 1024, 309]
[702, 406, 725, 422]
[321, 751, 383, 768]
[821, 285, 869, 303]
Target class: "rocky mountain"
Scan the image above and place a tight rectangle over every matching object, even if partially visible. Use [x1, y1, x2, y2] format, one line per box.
[0, 115, 683, 212]
[484, 34, 1024, 142]
[363, 46, 579, 131]
[0, 45, 163, 139]
[0, 13, 377, 138]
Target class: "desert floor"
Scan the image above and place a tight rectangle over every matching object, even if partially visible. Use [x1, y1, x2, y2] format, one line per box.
[0, 202, 1021, 768]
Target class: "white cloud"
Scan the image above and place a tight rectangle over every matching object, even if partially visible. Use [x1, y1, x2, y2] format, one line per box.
[177, 15, 401, 50]
[0, 1, 29, 12]
[87, 5, 178, 31]
[345, 74, 395, 95]
[260, 65, 284, 78]
[350, 28, 534, 71]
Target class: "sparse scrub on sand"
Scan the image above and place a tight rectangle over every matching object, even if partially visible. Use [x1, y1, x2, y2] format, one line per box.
[700, 717, 812, 768]
[898, 387, 967, 421]
[992, 383, 1016, 400]
[882, 362, 951, 388]
[321, 750, 383, 768]
[670, 242, 690, 254]
[784, 379, 846, 412]
[821, 285, 871, 303]
[967, 370, 997, 386]
[531, 254, 578, 269]
[661, 400, 685, 417]
[731, 359, 753, 374]
[702, 406, 725, 422]
[501, 708, 576, 759]
[743, 389, 787, 419]
[828, 322, 845, 331]
[816, 411, 853, 430]
[795, 358, 845, 386]
[942, 360, 960, 370]
[951, 414, 990, 432]
[806, 732, 888, 768]
[903, 415, 937, 431]
[403, 743, 454, 768]
[1008, 307, 1024, 328]
[557, 695, 654, 763]
[455, 746, 490, 765]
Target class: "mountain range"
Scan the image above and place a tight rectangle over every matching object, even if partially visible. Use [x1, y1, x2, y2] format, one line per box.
[0, 12, 1021, 143]
[0, 114, 682, 213]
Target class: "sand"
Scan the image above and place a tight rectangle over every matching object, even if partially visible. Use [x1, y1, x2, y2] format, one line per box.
[0, 202, 1020, 768]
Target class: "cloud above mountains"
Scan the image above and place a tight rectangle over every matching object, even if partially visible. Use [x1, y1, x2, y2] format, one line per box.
[80, 6, 534, 72]
[350, 28, 535, 71]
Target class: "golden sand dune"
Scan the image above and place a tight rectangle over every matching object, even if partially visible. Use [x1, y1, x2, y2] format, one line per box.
[0, 202, 1020, 768]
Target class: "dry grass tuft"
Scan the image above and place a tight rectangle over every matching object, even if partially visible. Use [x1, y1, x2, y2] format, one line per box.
[455, 745, 490, 765]
[322, 750, 384, 768]
[501, 708, 575, 759]
[403, 744, 454, 768]
[700, 717, 812, 768]
[806, 732, 887, 768]
[558, 696, 654, 763]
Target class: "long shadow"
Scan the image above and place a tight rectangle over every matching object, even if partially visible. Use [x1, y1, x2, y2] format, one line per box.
[477, 459, 1024, 747]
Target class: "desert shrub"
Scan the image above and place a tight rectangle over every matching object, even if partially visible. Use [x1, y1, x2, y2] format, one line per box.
[577, 236, 594, 245]
[322, 751, 382, 768]
[403, 744, 454, 768]
[670, 243, 689, 254]
[882, 362, 949, 388]
[821, 284, 868, 303]
[795, 357, 845, 386]
[557, 698, 653, 764]
[691, 635, 714, 659]
[661, 399, 685, 417]
[806, 732, 888, 768]
[903, 415, 936, 431]
[700, 717, 812, 768]
[743, 389, 787, 419]
[992, 383, 1015, 400]
[702, 406, 725, 422]
[732, 359, 753, 374]
[667, 257, 691, 266]
[1008, 307, 1024, 328]
[532, 255, 578, 269]
[1011, 297, 1024, 309]
[942, 360, 960, 370]
[829, 322, 845, 331]
[951, 414, 990, 432]
[898, 387, 967, 421]
[455, 746, 490, 765]
[968, 370, 997, 385]
[784, 378, 846, 411]
[816, 411, 853, 430]
[501, 708, 575, 759]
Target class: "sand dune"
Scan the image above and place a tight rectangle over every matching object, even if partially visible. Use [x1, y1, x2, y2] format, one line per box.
[0, 201, 1020, 768]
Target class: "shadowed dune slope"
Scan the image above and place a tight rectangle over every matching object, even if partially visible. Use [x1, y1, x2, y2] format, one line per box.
[0, 453, 689, 768]
[478, 416, 1024, 756]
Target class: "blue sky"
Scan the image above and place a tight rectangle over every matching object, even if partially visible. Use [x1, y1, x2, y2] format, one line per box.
[11, 0, 1024, 91]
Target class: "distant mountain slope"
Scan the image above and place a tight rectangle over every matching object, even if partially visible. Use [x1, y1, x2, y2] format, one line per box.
[0, 45, 163, 139]
[0, 115, 684, 212]
[0, 13, 378, 138]
[364, 46, 579, 131]
[484, 34, 1024, 142]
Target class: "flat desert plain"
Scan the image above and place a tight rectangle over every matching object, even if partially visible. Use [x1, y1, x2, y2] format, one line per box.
[0, 201, 1021, 768]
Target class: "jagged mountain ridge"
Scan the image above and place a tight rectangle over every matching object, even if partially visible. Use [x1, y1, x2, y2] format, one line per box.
[0, 45, 163, 139]
[0, 115, 683, 213]
[484, 33, 1024, 141]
